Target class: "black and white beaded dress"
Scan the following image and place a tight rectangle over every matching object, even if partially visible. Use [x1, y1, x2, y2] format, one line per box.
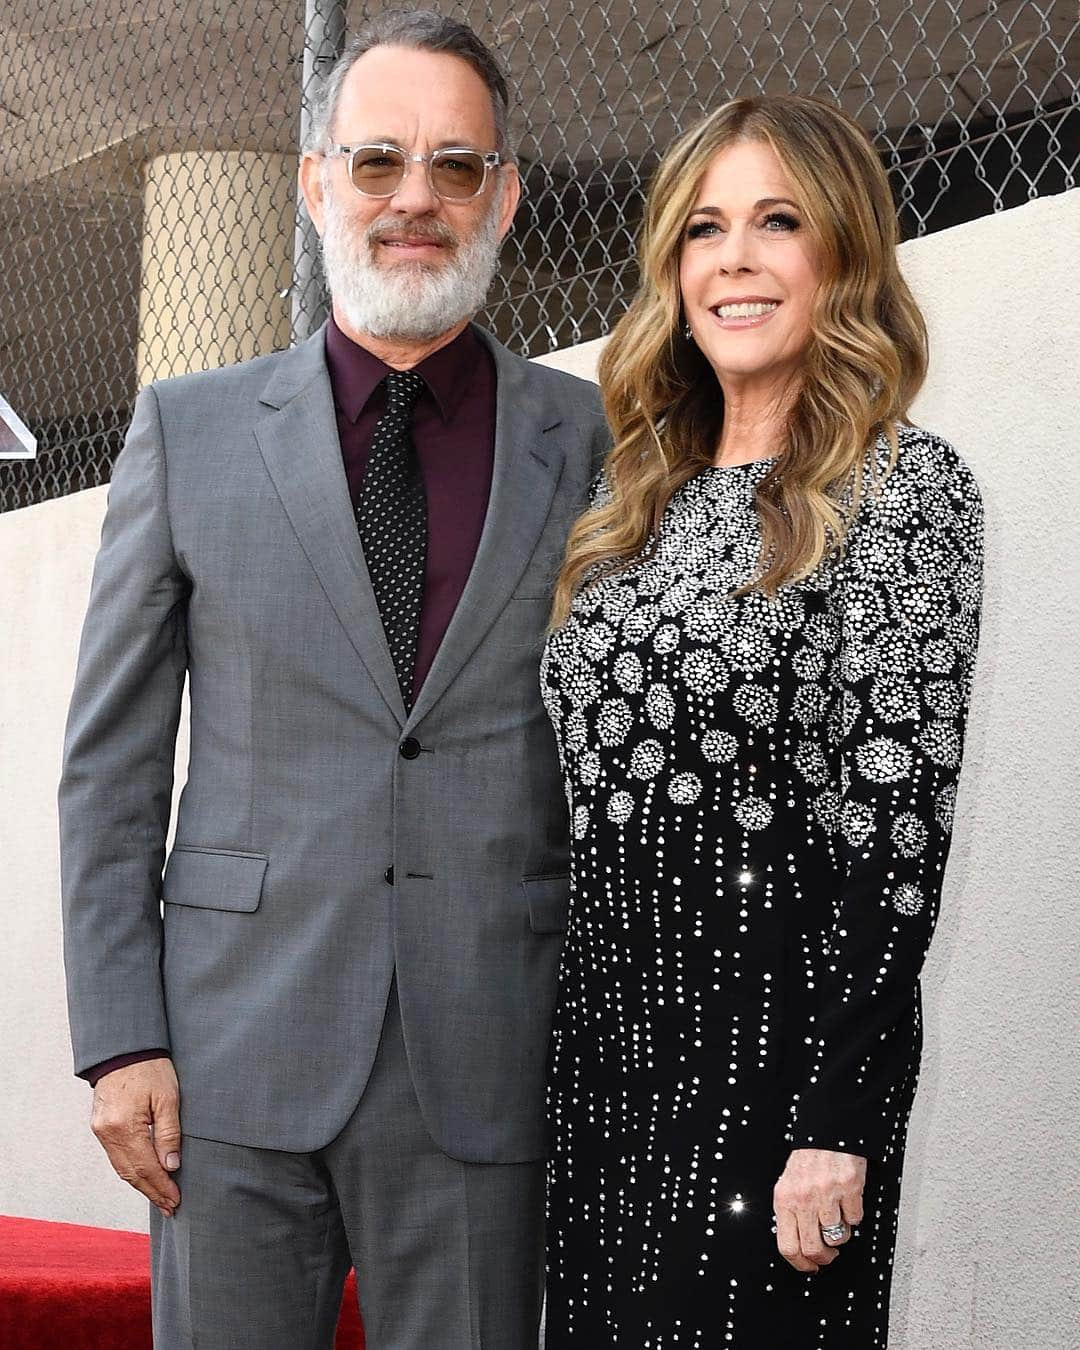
[540, 426, 983, 1348]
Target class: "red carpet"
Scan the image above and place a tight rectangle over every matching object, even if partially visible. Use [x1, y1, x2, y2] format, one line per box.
[0, 1216, 364, 1348]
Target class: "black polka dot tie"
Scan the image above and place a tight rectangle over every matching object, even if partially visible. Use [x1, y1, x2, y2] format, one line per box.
[357, 368, 428, 710]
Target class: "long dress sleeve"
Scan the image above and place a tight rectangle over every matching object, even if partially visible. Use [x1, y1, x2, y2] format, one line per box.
[790, 432, 984, 1164]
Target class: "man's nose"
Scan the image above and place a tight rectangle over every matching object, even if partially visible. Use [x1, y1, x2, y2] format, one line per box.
[388, 157, 440, 214]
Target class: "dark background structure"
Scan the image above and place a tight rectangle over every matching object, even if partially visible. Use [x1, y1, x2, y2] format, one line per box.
[1, 1, 1076, 511]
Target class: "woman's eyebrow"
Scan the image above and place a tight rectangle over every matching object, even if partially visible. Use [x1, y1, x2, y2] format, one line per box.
[688, 197, 800, 216]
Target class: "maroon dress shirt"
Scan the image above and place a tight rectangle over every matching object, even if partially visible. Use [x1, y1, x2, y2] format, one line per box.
[326, 315, 496, 704]
[84, 317, 497, 1086]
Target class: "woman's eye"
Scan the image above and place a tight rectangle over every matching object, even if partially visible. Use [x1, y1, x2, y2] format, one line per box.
[763, 212, 800, 232]
[686, 220, 720, 239]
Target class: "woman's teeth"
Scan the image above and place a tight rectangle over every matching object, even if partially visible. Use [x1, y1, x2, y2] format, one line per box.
[714, 301, 779, 318]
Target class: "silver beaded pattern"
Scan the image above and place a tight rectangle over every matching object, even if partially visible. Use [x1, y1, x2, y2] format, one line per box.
[540, 425, 983, 1347]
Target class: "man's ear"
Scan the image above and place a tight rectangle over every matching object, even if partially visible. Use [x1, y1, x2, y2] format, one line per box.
[496, 163, 522, 242]
[299, 153, 327, 236]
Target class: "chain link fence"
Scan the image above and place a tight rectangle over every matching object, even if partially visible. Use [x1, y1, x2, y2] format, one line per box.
[2, 1, 1076, 512]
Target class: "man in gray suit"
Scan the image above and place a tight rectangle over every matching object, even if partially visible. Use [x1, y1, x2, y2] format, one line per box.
[59, 12, 606, 1348]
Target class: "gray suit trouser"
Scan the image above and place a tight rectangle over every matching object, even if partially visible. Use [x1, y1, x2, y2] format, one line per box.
[150, 982, 545, 1349]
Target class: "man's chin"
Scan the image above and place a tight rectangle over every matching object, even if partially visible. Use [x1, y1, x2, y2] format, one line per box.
[371, 251, 451, 279]
[364, 319, 467, 343]
[338, 294, 471, 343]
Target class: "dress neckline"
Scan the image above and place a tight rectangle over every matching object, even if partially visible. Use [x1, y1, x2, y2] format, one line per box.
[702, 454, 778, 472]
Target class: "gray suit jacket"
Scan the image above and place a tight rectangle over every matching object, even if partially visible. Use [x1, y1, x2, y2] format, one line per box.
[59, 323, 608, 1162]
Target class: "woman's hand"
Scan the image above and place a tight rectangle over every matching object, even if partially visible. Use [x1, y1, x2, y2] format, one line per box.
[773, 1148, 866, 1273]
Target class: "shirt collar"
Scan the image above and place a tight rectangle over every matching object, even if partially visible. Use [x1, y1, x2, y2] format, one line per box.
[325, 313, 481, 425]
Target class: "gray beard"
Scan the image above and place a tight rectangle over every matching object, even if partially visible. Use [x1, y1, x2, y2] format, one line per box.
[318, 190, 503, 343]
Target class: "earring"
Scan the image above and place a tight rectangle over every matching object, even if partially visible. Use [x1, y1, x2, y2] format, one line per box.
[683, 322, 693, 341]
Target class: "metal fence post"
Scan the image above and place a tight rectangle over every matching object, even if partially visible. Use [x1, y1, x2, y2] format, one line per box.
[291, 0, 347, 344]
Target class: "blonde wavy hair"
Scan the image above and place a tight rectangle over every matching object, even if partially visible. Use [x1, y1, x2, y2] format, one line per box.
[551, 95, 928, 625]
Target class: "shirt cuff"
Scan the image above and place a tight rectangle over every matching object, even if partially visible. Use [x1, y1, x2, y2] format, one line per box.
[82, 1050, 171, 1088]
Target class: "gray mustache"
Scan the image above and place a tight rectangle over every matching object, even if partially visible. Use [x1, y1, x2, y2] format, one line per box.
[367, 222, 458, 249]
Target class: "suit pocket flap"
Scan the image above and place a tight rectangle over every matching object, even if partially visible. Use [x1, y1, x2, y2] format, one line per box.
[522, 873, 571, 934]
[162, 847, 268, 912]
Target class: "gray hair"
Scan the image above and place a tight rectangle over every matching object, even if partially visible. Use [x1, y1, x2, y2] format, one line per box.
[304, 9, 513, 161]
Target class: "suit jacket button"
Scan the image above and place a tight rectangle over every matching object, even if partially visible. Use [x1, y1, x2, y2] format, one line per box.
[399, 737, 422, 760]
[383, 866, 394, 885]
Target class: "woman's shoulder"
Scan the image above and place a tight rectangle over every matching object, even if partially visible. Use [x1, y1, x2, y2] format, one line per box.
[874, 423, 980, 497]
[835, 424, 984, 585]
[862, 422, 983, 535]
[589, 468, 614, 509]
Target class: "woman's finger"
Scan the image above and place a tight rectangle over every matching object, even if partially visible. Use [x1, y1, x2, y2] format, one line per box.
[775, 1205, 818, 1273]
[796, 1205, 838, 1266]
[818, 1205, 851, 1247]
[840, 1189, 864, 1229]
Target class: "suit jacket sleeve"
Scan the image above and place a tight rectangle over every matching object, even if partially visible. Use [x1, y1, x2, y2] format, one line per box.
[59, 385, 190, 1075]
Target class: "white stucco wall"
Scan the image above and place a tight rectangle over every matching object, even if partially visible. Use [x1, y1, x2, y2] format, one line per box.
[2, 188, 1077, 1346]
[882, 192, 1079, 1350]
[1, 486, 150, 1233]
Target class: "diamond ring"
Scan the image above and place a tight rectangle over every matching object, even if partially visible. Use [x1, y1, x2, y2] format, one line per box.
[820, 1221, 848, 1244]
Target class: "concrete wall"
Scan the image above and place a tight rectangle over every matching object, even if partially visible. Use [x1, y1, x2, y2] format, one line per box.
[1, 487, 151, 1233]
[2, 188, 1077, 1346]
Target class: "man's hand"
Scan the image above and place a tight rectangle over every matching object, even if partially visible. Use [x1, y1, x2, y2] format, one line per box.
[773, 1147, 866, 1273]
[91, 1059, 182, 1217]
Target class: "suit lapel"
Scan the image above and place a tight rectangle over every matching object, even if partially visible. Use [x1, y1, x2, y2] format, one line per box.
[254, 329, 406, 725]
[407, 332, 565, 728]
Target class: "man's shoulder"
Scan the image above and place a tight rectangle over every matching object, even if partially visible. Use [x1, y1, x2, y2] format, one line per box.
[148, 347, 279, 398]
[476, 327, 604, 423]
[147, 336, 321, 420]
[525, 358, 605, 419]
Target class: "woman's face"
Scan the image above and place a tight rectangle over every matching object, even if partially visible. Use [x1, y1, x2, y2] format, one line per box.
[678, 139, 822, 393]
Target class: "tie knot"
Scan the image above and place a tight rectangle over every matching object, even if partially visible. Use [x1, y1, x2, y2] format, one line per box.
[384, 369, 426, 415]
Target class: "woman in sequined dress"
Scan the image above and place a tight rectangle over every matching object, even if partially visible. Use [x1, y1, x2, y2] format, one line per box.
[540, 97, 983, 1348]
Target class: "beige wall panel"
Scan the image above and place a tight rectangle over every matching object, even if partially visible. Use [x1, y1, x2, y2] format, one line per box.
[138, 151, 294, 385]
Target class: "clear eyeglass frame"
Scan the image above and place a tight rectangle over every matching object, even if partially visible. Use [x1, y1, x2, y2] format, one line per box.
[325, 142, 503, 201]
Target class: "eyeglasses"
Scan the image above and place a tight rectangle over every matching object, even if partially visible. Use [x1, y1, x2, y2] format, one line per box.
[325, 143, 502, 201]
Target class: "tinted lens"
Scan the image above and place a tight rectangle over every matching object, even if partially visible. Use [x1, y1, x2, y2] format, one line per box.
[430, 150, 486, 199]
[349, 147, 406, 195]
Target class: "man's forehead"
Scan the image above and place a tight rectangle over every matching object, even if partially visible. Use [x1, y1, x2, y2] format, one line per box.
[335, 45, 497, 141]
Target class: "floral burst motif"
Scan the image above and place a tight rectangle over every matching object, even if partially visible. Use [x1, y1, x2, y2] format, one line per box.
[540, 426, 983, 1347]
